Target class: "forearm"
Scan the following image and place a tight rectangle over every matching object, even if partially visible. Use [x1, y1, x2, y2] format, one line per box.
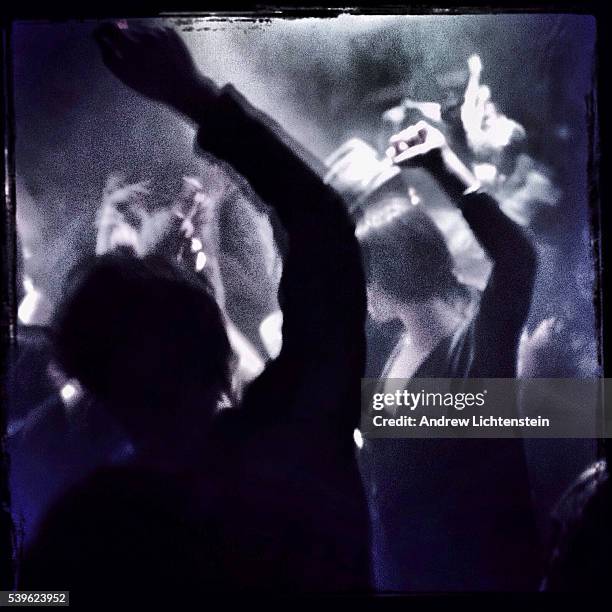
[427, 147, 535, 273]
[164, 73, 220, 127]
[461, 192, 537, 378]
[429, 146, 481, 201]
[429, 149, 536, 377]
[460, 190, 537, 283]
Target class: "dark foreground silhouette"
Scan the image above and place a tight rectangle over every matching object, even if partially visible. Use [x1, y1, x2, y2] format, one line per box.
[20, 24, 371, 600]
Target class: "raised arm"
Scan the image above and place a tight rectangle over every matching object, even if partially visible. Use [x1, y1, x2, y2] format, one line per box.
[388, 121, 540, 589]
[388, 120, 537, 377]
[94, 24, 367, 435]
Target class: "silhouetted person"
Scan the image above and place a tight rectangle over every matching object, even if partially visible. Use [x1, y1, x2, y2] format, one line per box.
[20, 254, 232, 603]
[358, 121, 539, 590]
[21, 23, 370, 598]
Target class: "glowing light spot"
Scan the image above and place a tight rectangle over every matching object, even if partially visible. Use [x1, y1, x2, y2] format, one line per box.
[259, 310, 283, 359]
[191, 237, 203, 253]
[195, 251, 207, 271]
[408, 186, 421, 206]
[18, 275, 41, 325]
[60, 383, 78, 402]
[382, 105, 406, 125]
[226, 323, 265, 381]
[59, 380, 83, 410]
[353, 428, 364, 449]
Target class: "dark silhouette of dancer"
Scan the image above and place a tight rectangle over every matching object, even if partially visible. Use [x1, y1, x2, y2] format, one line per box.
[358, 120, 539, 590]
[20, 23, 370, 599]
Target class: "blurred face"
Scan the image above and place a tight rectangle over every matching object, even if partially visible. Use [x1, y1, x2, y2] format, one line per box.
[97, 174, 211, 258]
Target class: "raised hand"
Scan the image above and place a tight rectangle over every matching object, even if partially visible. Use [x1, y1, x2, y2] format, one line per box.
[387, 120, 481, 200]
[94, 22, 218, 120]
[386, 120, 448, 169]
[467, 54, 483, 78]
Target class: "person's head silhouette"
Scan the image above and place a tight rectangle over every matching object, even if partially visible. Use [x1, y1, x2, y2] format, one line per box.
[356, 197, 463, 323]
[53, 251, 233, 461]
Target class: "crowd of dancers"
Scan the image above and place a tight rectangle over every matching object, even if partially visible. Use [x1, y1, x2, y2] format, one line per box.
[5, 22, 608, 601]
